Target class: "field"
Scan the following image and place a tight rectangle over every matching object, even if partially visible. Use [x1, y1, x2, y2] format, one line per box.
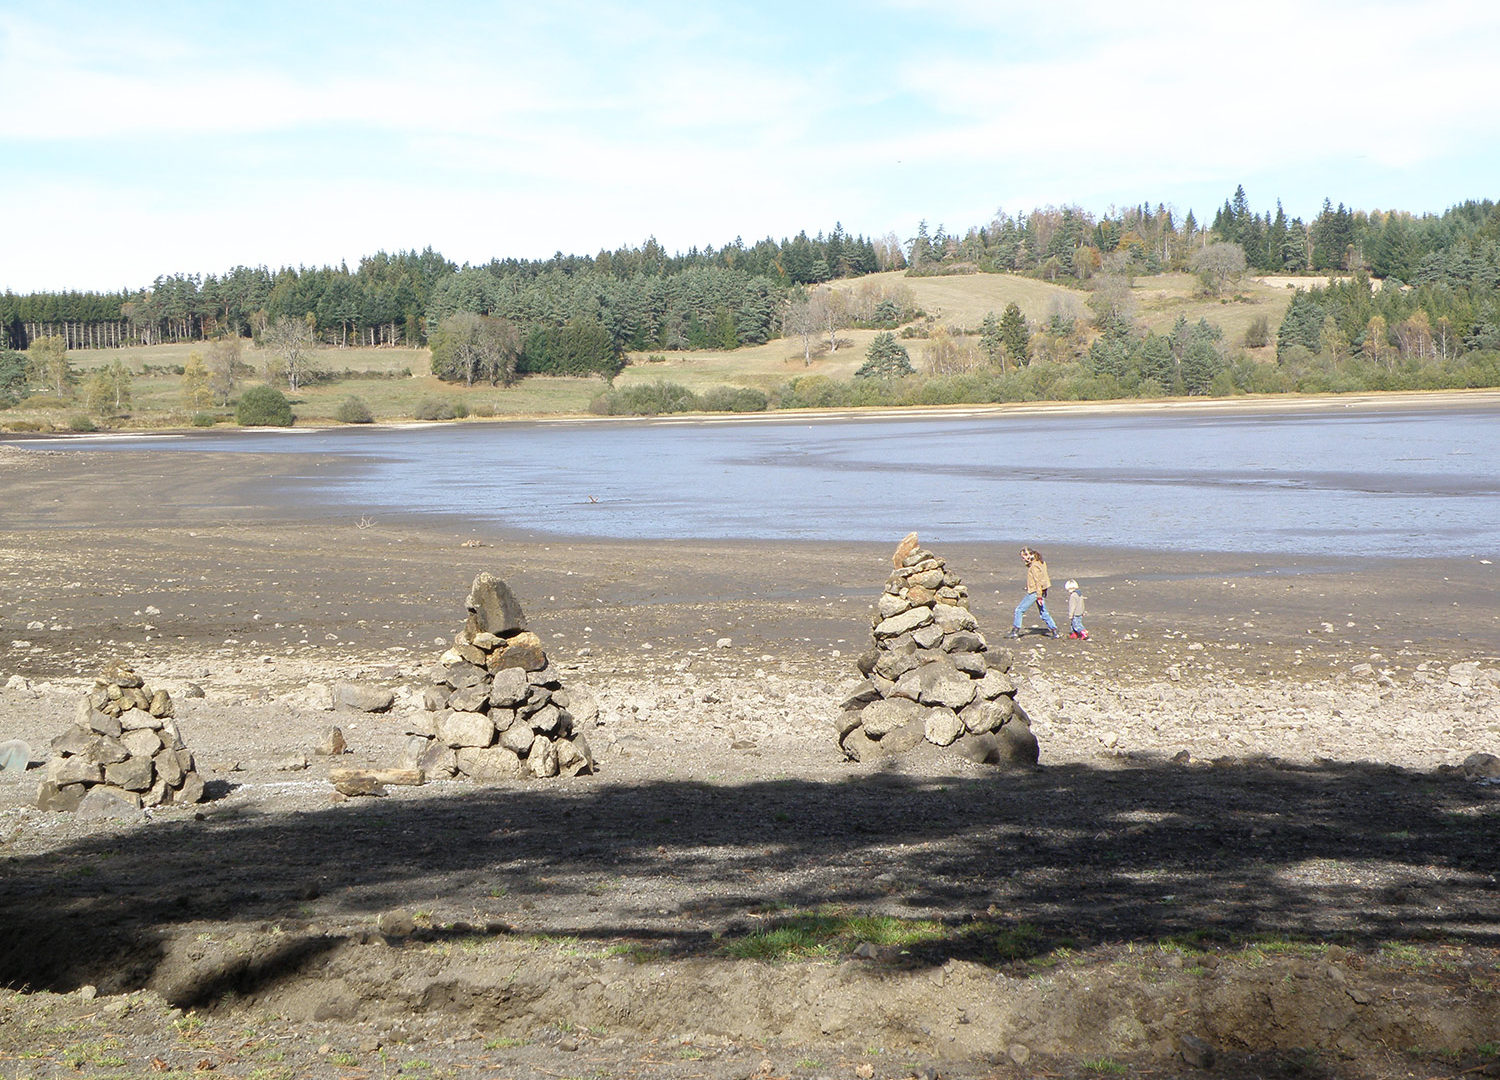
[3, 270, 1310, 431]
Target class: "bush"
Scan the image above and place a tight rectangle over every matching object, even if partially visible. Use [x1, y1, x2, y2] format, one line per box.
[334, 396, 374, 424]
[235, 385, 294, 426]
[1243, 316, 1271, 349]
[67, 413, 97, 432]
[588, 379, 698, 416]
[191, 412, 219, 427]
[697, 386, 768, 413]
[413, 397, 465, 421]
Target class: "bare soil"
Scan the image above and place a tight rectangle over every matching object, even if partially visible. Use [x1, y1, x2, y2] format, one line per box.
[0, 443, 1497, 1080]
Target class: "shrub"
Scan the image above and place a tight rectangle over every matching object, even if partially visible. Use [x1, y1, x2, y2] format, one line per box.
[589, 379, 698, 416]
[697, 386, 768, 413]
[190, 412, 219, 427]
[413, 397, 464, 421]
[235, 385, 294, 426]
[334, 396, 374, 424]
[67, 413, 97, 432]
[1243, 315, 1271, 349]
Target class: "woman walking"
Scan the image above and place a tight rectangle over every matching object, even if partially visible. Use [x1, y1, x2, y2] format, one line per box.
[1007, 547, 1059, 638]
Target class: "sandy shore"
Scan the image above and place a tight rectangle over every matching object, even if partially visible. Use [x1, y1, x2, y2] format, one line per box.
[1, 440, 1498, 1079]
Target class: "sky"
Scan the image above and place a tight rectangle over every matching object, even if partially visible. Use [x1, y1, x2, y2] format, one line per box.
[3, 0, 1500, 293]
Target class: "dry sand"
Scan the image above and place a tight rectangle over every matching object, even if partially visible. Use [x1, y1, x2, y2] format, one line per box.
[0, 440, 1497, 1080]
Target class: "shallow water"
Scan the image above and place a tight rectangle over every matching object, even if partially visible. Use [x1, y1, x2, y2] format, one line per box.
[40, 404, 1500, 556]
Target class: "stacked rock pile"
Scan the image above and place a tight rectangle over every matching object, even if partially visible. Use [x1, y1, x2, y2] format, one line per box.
[37, 665, 205, 812]
[837, 534, 1038, 767]
[401, 573, 595, 781]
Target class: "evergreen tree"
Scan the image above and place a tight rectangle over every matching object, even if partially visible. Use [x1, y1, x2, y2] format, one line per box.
[855, 332, 914, 379]
[998, 302, 1030, 366]
[978, 311, 1006, 369]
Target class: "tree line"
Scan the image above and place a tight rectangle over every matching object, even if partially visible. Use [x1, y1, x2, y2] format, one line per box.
[0, 227, 892, 354]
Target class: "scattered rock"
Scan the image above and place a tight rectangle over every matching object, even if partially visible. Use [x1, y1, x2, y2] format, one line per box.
[314, 727, 347, 756]
[333, 682, 394, 713]
[1179, 1034, 1216, 1069]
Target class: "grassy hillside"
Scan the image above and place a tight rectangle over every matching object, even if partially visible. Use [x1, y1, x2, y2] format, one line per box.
[3, 269, 1314, 430]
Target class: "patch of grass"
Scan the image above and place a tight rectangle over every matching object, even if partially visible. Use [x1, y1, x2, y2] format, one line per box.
[721, 907, 948, 961]
[484, 1036, 526, 1050]
[328, 1050, 359, 1066]
[1083, 1057, 1128, 1073]
[677, 1046, 705, 1060]
[795, 1058, 823, 1069]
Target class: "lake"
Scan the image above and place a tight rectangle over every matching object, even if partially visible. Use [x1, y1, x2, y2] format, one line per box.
[33, 402, 1500, 557]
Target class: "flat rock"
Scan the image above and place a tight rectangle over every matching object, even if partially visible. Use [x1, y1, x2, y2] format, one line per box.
[333, 682, 394, 713]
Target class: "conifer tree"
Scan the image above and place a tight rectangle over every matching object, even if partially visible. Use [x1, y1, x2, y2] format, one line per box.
[855, 332, 914, 379]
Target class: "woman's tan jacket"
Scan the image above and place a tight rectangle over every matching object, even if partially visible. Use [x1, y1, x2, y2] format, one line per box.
[1026, 559, 1051, 596]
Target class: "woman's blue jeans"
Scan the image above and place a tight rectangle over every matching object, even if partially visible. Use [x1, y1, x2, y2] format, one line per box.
[1013, 592, 1057, 632]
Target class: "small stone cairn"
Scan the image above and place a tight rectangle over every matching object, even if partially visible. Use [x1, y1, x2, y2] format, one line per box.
[837, 534, 1039, 767]
[38, 665, 205, 812]
[401, 573, 595, 781]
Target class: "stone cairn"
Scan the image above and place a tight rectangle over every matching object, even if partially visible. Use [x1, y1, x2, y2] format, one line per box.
[837, 533, 1039, 767]
[38, 665, 205, 812]
[401, 573, 595, 781]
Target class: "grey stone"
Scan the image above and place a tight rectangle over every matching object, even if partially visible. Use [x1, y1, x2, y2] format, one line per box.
[949, 651, 988, 678]
[48, 755, 103, 786]
[84, 735, 131, 767]
[314, 726, 347, 756]
[398, 734, 433, 771]
[446, 683, 491, 713]
[527, 663, 561, 687]
[77, 786, 143, 819]
[422, 685, 449, 711]
[438, 710, 495, 749]
[50, 724, 96, 757]
[840, 726, 880, 762]
[561, 733, 595, 775]
[943, 631, 987, 654]
[174, 772, 207, 805]
[959, 697, 1013, 734]
[105, 756, 155, 792]
[923, 707, 965, 746]
[160, 720, 186, 751]
[874, 606, 933, 639]
[860, 696, 927, 738]
[488, 667, 531, 708]
[912, 623, 945, 650]
[333, 682, 394, 713]
[499, 724, 537, 755]
[1460, 752, 1500, 779]
[442, 661, 489, 690]
[84, 708, 123, 739]
[874, 641, 923, 682]
[417, 740, 458, 778]
[877, 593, 912, 620]
[455, 745, 525, 781]
[932, 603, 977, 633]
[996, 719, 1039, 766]
[118, 709, 165, 732]
[154, 747, 185, 786]
[465, 572, 527, 635]
[896, 660, 977, 710]
[36, 780, 86, 813]
[907, 568, 944, 590]
[831, 708, 864, 739]
[121, 728, 163, 758]
[529, 704, 563, 735]
[529, 737, 560, 778]
[880, 720, 926, 755]
[489, 706, 516, 733]
[977, 669, 1017, 699]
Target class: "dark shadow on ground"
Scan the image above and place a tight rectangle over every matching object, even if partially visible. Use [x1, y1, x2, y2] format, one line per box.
[1, 755, 1495, 994]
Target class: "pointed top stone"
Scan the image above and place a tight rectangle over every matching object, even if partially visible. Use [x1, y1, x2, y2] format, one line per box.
[466, 572, 527, 635]
[893, 532, 920, 568]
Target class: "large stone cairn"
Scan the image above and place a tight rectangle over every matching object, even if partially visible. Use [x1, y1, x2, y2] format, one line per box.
[402, 573, 595, 781]
[38, 665, 205, 812]
[838, 534, 1039, 767]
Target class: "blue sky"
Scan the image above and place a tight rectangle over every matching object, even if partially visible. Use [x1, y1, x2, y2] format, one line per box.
[3, 0, 1499, 292]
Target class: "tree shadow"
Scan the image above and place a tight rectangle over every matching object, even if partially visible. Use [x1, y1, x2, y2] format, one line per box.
[0, 754, 1494, 997]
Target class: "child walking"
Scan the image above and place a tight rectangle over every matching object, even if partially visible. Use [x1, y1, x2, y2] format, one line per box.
[1065, 579, 1088, 639]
